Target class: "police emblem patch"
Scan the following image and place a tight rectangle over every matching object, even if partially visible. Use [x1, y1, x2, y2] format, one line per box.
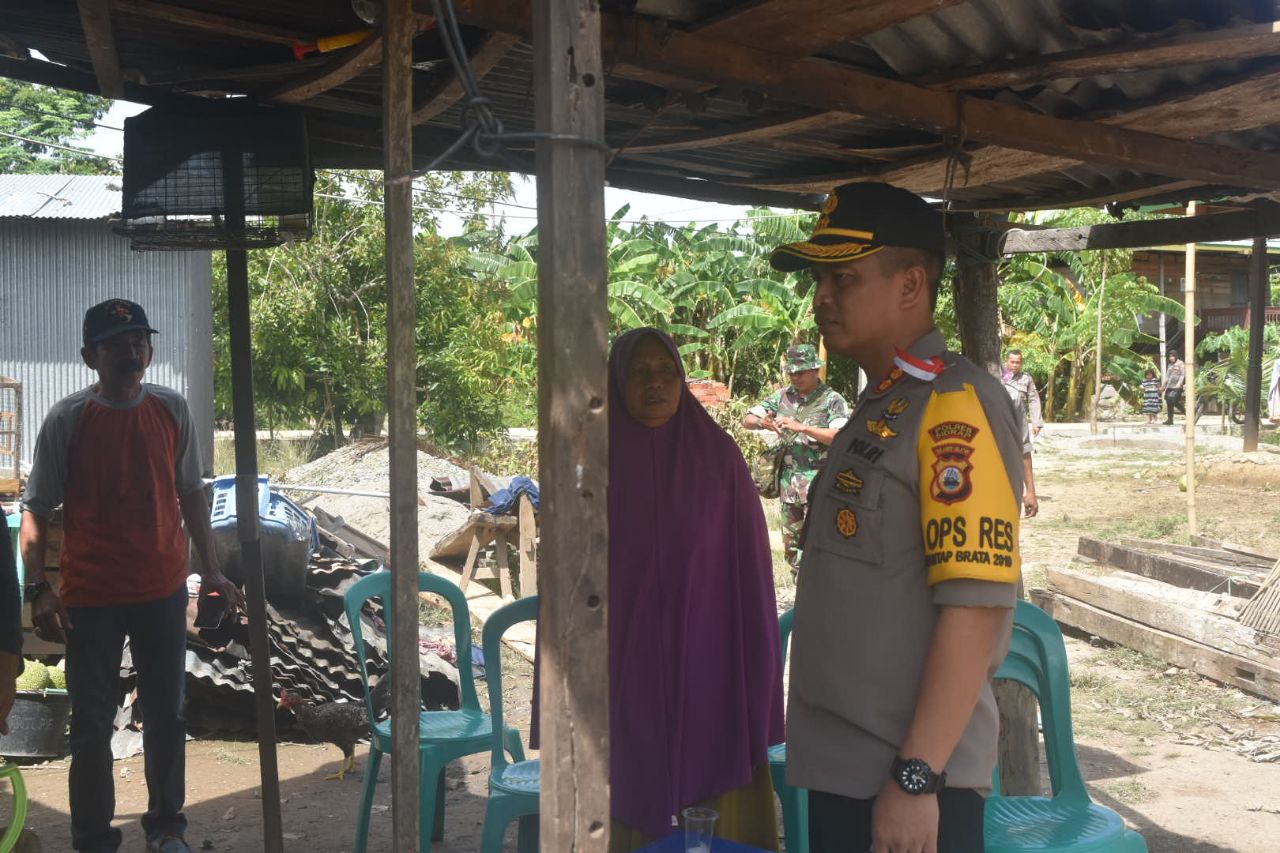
[874, 367, 906, 395]
[866, 396, 910, 439]
[834, 468, 864, 495]
[929, 443, 975, 504]
[109, 301, 133, 322]
[835, 507, 859, 538]
[815, 190, 839, 231]
[928, 421, 979, 443]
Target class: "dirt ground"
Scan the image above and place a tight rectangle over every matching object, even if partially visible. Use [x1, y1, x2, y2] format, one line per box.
[12, 421, 1280, 852]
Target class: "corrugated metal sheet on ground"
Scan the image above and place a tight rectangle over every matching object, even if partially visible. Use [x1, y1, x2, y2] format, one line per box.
[0, 175, 124, 221]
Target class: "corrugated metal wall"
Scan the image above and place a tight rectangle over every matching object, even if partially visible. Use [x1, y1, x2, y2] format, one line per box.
[0, 219, 214, 471]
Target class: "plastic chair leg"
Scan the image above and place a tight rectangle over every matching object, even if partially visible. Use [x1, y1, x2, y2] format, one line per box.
[770, 761, 808, 853]
[352, 747, 382, 853]
[516, 814, 539, 853]
[479, 799, 512, 853]
[420, 758, 448, 849]
[0, 765, 28, 853]
[503, 725, 527, 763]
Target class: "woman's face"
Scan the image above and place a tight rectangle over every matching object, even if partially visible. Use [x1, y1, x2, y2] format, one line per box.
[623, 335, 682, 428]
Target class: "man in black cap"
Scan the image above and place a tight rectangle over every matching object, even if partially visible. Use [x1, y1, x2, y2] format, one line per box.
[775, 184, 1025, 852]
[21, 298, 242, 853]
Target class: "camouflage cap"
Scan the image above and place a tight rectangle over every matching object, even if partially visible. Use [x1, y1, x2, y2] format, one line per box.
[784, 344, 822, 374]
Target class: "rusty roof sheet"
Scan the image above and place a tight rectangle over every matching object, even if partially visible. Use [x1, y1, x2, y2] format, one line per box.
[0, 175, 123, 220]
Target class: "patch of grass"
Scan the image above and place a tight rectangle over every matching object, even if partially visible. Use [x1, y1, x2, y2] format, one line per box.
[212, 436, 318, 480]
[1095, 645, 1164, 672]
[1102, 779, 1157, 805]
[419, 596, 452, 627]
[214, 748, 253, 766]
[1092, 512, 1184, 542]
[1069, 670, 1112, 691]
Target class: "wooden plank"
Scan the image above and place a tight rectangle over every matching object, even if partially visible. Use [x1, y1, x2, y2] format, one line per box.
[1244, 231, 1269, 451]
[111, 0, 315, 46]
[695, 0, 966, 56]
[264, 31, 383, 104]
[411, 32, 518, 124]
[1046, 565, 1275, 667]
[76, 0, 125, 99]
[1115, 537, 1274, 570]
[1000, 204, 1280, 255]
[928, 21, 1280, 91]
[310, 506, 390, 564]
[534, 0, 610, 846]
[1076, 536, 1261, 598]
[621, 110, 855, 154]
[383, 0, 422, 847]
[1191, 536, 1278, 563]
[1033, 590, 1280, 702]
[446, 0, 1280, 190]
[517, 493, 537, 598]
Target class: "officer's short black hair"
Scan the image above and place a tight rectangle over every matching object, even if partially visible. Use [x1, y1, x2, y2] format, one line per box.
[1006, 349, 1023, 359]
[876, 246, 945, 311]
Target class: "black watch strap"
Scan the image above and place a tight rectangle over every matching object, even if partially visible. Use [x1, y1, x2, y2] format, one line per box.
[23, 580, 51, 603]
[891, 756, 947, 795]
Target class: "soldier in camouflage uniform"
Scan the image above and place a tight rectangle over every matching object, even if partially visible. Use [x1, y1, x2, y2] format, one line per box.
[743, 344, 850, 571]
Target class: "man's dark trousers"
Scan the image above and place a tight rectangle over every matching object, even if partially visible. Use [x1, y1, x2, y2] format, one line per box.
[808, 788, 986, 852]
[1164, 388, 1185, 424]
[66, 587, 189, 852]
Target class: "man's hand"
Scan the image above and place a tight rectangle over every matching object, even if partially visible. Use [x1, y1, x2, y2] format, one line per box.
[872, 781, 939, 853]
[760, 414, 781, 433]
[31, 588, 72, 645]
[201, 569, 246, 615]
[1032, 425, 1042, 437]
[0, 652, 19, 736]
[1024, 488, 1039, 518]
[775, 415, 806, 435]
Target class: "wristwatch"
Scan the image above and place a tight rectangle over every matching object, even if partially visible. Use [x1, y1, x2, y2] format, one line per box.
[23, 580, 51, 603]
[891, 756, 946, 795]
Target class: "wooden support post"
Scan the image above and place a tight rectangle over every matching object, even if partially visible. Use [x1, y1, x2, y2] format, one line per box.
[76, 0, 126, 98]
[1184, 202, 1198, 536]
[1090, 258, 1107, 435]
[1243, 231, 1268, 452]
[383, 0, 422, 848]
[534, 0, 610, 848]
[951, 212, 1003, 377]
[518, 494, 538, 597]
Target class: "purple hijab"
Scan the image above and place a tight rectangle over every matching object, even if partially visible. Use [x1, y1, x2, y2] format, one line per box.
[607, 328, 783, 838]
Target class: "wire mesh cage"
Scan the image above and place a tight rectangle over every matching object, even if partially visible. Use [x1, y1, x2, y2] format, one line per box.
[0, 377, 21, 495]
[118, 100, 314, 251]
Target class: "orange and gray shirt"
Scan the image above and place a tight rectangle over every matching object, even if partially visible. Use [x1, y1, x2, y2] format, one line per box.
[786, 329, 1023, 799]
[21, 384, 203, 608]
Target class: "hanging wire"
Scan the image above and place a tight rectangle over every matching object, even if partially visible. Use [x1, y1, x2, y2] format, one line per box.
[940, 92, 972, 211]
[401, 0, 611, 179]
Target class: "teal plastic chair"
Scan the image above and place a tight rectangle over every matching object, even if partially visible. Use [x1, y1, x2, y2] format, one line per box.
[985, 601, 1148, 853]
[0, 763, 28, 853]
[479, 595, 540, 853]
[768, 608, 808, 853]
[344, 571, 526, 852]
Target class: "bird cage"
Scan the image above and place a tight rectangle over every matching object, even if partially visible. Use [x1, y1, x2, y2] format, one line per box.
[117, 100, 313, 251]
[0, 377, 21, 495]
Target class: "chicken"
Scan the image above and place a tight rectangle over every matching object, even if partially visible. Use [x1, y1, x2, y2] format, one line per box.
[278, 679, 391, 781]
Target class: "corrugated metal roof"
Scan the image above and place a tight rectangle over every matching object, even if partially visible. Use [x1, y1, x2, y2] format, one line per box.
[0, 175, 123, 220]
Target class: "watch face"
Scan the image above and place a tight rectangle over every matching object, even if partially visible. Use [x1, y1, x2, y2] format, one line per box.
[898, 758, 931, 793]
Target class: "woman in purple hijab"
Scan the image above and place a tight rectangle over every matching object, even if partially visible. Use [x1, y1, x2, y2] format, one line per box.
[606, 328, 784, 850]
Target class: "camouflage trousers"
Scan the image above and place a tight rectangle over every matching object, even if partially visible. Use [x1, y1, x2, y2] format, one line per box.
[781, 501, 808, 570]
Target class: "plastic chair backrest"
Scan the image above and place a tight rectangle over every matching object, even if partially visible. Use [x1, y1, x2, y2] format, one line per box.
[994, 601, 1088, 802]
[343, 570, 481, 722]
[0, 762, 28, 853]
[482, 595, 538, 771]
[779, 607, 794, 660]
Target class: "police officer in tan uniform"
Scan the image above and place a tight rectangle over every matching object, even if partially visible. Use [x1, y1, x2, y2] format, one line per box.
[771, 183, 1024, 853]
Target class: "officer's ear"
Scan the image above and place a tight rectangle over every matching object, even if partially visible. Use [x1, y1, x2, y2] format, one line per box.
[897, 263, 929, 313]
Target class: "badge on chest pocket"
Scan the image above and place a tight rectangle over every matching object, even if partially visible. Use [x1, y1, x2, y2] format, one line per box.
[811, 460, 884, 563]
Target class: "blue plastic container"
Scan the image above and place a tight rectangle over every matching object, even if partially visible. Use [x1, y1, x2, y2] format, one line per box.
[209, 475, 317, 606]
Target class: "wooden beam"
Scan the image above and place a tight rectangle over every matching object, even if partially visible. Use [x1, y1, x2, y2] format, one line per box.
[264, 31, 383, 104]
[446, 1, 1280, 191]
[947, 179, 1204, 214]
[620, 110, 854, 154]
[1000, 203, 1280, 254]
[1032, 590, 1280, 703]
[411, 32, 519, 125]
[76, 0, 125, 98]
[111, 0, 314, 46]
[383, 0, 422, 848]
[928, 21, 1280, 91]
[1076, 537, 1262, 598]
[695, 0, 965, 56]
[535, 0, 610, 848]
[1243, 227, 1269, 451]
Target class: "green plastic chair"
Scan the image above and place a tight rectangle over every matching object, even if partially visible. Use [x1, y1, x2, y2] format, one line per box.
[769, 608, 808, 853]
[479, 595, 540, 853]
[0, 763, 27, 853]
[344, 570, 526, 852]
[986, 601, 1148, 853]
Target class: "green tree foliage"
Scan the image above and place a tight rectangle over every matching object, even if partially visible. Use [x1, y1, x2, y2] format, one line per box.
[212, 170, 514, 448]
[0, 81, 114, 174]
[1196, 325, 1280, 420]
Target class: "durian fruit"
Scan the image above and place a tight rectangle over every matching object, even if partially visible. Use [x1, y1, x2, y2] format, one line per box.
[47, 662, 67, 690]
[15, 659, 50, 691]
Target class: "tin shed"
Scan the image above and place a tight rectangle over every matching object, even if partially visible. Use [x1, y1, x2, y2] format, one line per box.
[0, 174, 214, 470]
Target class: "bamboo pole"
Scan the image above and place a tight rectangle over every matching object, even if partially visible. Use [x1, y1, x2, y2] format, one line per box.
[1184, 202, 1198, 535]
[1090, 257, 1107, 435]
[1243, 229, 1268, 452]
[383, 0, 422, 847]
[818, 337, 829, 382]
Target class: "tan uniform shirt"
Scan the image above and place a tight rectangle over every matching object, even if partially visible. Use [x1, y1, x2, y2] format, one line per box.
[787, 330, 1024, 799]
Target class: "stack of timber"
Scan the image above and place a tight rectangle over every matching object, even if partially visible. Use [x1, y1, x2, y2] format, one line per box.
[1031, 536, 1280, 703]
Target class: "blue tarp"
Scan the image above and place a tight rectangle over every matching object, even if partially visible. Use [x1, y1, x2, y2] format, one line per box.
[482, 475, 540, 515]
